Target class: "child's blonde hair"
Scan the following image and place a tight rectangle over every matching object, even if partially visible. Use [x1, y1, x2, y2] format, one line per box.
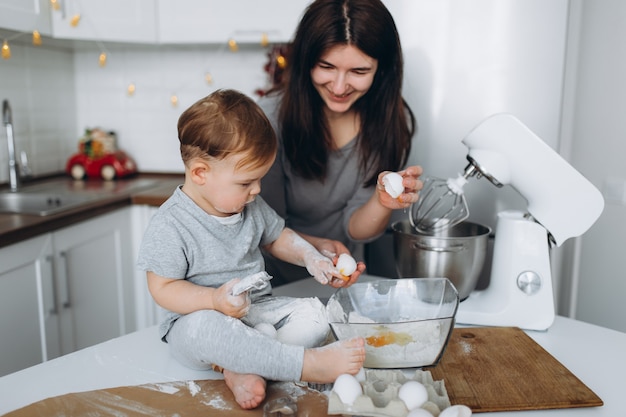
[177, 89, 277, 170]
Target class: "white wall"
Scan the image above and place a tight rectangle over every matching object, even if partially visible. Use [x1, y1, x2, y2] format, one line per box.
[0, 36, 76, 182]
[0, 36, 272, 180]
[72, 44, 271, 173]
[563, 0, 626, 332]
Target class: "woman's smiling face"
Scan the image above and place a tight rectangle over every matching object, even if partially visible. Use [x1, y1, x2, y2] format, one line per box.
[310, 44, 378, 115]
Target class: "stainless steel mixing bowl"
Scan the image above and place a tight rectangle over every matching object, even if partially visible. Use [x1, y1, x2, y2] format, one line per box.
[392, 220, 491, 300]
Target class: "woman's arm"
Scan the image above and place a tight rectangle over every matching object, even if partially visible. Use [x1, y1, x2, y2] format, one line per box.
[348, 165, 423, 240]
[146, 271, 250, 319]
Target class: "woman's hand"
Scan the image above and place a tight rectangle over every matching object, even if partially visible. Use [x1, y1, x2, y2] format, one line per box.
[212, 279, 251, 319]
[376, 165, 423, 209]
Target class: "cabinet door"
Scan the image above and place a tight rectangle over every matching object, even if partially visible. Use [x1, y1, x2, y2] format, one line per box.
[0, 0, 52, 35]
[157, 0, 311, 44]
[50, 0, 156, 43]
[53, 207, 135, 355]
[0, 234, 59, 377]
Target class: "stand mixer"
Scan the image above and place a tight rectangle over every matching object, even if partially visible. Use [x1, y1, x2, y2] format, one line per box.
[421, 113, 604, 331]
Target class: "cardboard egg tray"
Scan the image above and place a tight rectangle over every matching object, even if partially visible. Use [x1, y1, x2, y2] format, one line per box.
[327, 369, 451, 417]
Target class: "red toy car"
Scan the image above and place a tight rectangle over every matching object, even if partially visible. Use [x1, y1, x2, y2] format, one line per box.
[66, 150, 137, 181]
[66, 128, 137, 180]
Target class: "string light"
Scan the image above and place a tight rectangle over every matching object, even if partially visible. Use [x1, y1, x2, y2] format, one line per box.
[32, 30, 42, 46]
[50, 0, 61, 11]
[260, 32, 269, 47]
[1, 40, 10, 59]
[2, 21, 279, 106]
[70, 14, 81, 27]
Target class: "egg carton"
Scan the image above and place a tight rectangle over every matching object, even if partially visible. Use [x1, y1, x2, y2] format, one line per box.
[327, 369, 451, 417]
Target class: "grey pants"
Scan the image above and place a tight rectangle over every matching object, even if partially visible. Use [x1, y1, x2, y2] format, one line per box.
[166, 296, 329, 381]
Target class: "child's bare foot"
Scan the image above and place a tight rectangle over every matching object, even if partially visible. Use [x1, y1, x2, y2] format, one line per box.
[223, 369, 267, 409]
[301, 337, 366, 383]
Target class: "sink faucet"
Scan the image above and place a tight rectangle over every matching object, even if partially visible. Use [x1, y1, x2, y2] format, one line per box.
[2, 99, 20, 192]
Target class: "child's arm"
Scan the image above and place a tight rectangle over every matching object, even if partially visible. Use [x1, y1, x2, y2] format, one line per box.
[264, 227, 343, 285]
[146, 271, 250, 318]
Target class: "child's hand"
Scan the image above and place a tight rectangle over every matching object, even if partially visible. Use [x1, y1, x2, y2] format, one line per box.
[213, 279, 251, 318]
[304, 250, 341, 285]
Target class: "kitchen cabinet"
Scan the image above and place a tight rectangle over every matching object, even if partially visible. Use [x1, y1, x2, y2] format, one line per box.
[0, 0, 51, 35]
[0, 234, 59, 377]
[157, 0, 311, 44]
[50, 0, 157, 43]
[0, 207, 136, 377]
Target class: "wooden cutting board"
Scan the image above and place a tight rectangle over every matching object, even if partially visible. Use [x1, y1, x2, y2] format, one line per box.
[429, 326, 603, 412]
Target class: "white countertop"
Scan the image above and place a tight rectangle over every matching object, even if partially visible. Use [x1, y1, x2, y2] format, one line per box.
[1, 277, 624, 416]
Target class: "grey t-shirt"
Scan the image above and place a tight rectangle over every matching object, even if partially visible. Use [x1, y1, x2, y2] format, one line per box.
[258, 94, 379, 258]
[137, 186, 285, 339]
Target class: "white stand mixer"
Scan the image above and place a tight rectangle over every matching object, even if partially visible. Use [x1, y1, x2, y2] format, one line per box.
[453, 114, 604, 331]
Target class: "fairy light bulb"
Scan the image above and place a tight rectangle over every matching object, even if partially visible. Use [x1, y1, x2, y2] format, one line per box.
[276, 55, 286, 69]
[1, 41, 10, 60]
[170, 94, 179, 107]
[228, 38, 238, 52]
[32, 30, 42, 46]
[70, 14, 81, 27]
[98, 52, 107, 67]
[204, 72, 214, 85]
[127, 83, 136, 96]
[50, 0, 61, 11]
[260, 32, 269, 47]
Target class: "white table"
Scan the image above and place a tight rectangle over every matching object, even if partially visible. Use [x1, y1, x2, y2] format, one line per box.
[1, 276, 624, 416]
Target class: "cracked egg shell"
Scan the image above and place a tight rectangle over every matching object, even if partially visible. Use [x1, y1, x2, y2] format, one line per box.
[383, 172, 404, 198]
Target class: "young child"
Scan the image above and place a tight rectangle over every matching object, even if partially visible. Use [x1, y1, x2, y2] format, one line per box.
[137, 89, 365, 410]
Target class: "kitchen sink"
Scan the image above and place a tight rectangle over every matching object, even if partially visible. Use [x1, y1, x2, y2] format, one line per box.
[0, 192, 100, 216]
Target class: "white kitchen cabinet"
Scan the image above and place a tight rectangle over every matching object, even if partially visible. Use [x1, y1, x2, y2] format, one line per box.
[0, 0, 52, 35]
[0, 0, 51, 35]
[157, 0, 311, 44]
[0, 234, 60, 377]
[52, 207, 136, 355]
[0, 207, 136, 377]
[50, 0, 157, 43]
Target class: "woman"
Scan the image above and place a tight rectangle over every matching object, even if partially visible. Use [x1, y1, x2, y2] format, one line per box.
[259, 0, 422, 286]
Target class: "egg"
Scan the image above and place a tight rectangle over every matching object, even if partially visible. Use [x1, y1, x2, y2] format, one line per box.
[254, 322, 277, 338]
[336, 253, 357, 277]
[407, 409, 434, 417]
[332, 373, 363, 405]
[439, 405, 472, 417]
[382, 172, 404, 198]
[398, 380, 429, 410]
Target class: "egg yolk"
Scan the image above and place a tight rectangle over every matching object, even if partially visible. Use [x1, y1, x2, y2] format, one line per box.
[366, 330, 413, 347]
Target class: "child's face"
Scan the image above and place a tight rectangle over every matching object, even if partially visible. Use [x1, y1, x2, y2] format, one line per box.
[199, 152, 274, 217]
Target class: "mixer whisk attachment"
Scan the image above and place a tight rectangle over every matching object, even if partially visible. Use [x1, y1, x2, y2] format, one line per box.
[410, 174, 470, 233]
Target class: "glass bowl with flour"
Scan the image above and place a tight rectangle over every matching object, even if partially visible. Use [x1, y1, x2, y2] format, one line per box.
[326, 278, 458, 368]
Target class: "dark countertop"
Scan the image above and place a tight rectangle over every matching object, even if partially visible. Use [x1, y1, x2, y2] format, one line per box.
[0, 173, 182, 249]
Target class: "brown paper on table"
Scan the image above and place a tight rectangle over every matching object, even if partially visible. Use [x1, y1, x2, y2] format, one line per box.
[3, 380, 330, 417]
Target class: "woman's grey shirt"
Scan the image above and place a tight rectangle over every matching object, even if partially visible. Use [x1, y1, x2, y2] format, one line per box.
[257, 94, 380, 258]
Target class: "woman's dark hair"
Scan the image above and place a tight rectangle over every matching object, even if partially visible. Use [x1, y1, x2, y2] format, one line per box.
[278, 0, 416, 186]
